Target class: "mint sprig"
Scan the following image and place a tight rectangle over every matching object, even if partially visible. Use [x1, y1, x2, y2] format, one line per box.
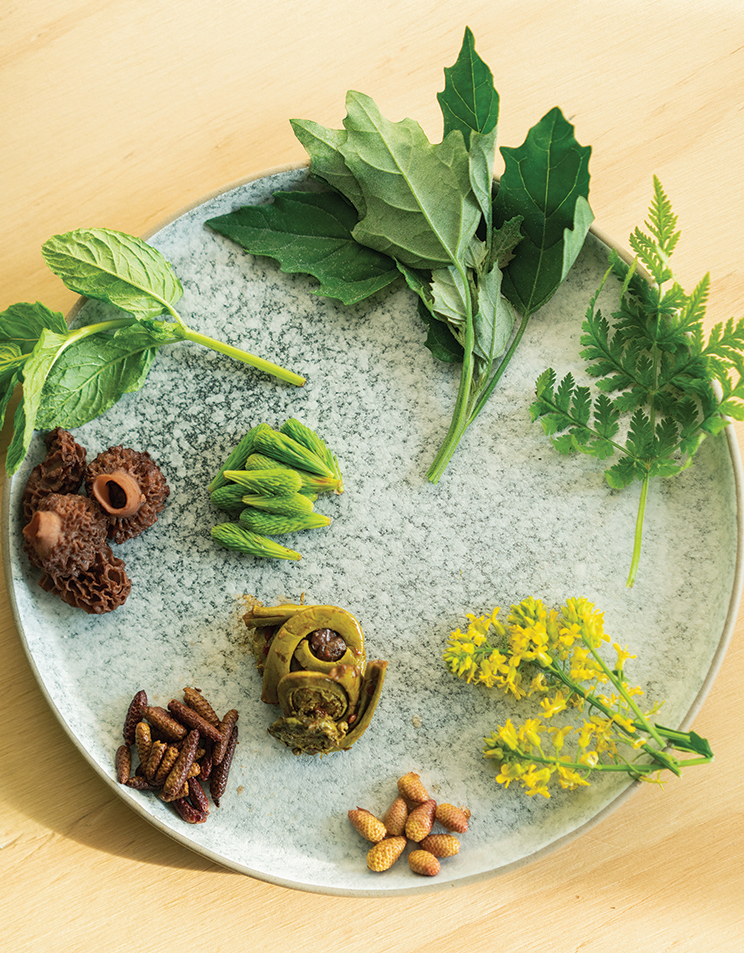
[0, 228, 306, 475]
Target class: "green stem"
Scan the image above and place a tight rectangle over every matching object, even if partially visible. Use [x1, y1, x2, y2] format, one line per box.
[467, 310, 531, 424]
[68, 316, 305, 385]
[426, 309, 530, 484]
[181, 327, 305, 386]
[582, 634, 667, 750]
[426, 266, 476, 484]
[626, 475, 650, 588]
[541, 657, 680, 775]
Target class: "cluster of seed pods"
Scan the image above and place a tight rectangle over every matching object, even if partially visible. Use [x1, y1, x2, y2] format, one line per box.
[348, 772, 471, 877]
[115, 687, 238, 824]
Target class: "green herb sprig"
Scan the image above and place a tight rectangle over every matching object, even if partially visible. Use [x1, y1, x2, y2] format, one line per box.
[530, 178, 744, 585]
[206, 28, 593, 483]
[444, 596, 713, 798]
[209, 419, 342, 559]
[0, 228, 306, 476]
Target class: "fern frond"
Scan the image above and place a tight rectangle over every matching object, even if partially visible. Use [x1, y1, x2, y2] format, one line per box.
[647, 175, 681, 256]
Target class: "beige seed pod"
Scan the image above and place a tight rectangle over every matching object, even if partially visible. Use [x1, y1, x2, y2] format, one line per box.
[405, 799, 437, 842]
[397, 771, 430, 804]
[366, 836, 407, 872]
[435, 802, 470, 833]
[382, 797, 409, 837]
[419, 833, 460, 857]
[348, 807, 387, 843]
[408, 849, 441, 877]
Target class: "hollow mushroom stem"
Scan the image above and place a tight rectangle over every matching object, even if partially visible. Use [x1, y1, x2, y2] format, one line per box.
[90, 470, 145, 518]
[22, 509, 62, 557]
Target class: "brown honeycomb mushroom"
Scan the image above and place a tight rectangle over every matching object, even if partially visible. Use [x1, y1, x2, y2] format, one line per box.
[84, 446, 170, 544]
[22, 493, 108, 577]
[39, 545, 132, 614]
[21, 428, 87, 523]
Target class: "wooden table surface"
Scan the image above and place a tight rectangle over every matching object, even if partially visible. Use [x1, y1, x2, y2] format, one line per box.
[2, 2, 743, 950]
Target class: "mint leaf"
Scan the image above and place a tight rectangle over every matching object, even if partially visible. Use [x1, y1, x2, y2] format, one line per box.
[0, 301, 68, 351]
[493, 107, 592, 315]
[339, 91, 481, 270]
[35, 324, 167, 429]
[6, 328, 69, 473]
[42, 228, 183, 321]
[207, 190, 399, 305]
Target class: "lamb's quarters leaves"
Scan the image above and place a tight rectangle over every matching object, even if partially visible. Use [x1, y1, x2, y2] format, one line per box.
[417, 300, 464, 363]
[437, 27, 500, 145]
[42, 228, 183, 322]
[339, 91, 481, 270]
[430, 265, 470, 335]
[290, 120, 366, 213]
[469, 131, 497, 219]
[561, 195, 595, 284]
[34, 324, 167, 429]
[207, 191, 399, 305]
[493, 107, 592, 316]
[437, 28, 500, 234]
[0, 301, 68, 351]
[473, 262, 517, 364]
[5, 328, 69, 473]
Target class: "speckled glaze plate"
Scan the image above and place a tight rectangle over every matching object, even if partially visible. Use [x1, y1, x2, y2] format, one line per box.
[3, 167, 743, 896]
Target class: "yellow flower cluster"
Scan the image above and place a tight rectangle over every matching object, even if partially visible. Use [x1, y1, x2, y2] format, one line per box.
[444, 596, 668, 798]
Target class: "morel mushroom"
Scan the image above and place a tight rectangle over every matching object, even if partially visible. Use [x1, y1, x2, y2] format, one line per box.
[22, 493, 107, 577]
[243, 601, 387, 756]
[39, 544, 132, 614]
[21, 428, 87, 523]
[85, 446, 169, 544]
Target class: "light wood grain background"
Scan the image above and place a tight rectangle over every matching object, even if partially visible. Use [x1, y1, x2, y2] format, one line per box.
[2, 2, 743, 951]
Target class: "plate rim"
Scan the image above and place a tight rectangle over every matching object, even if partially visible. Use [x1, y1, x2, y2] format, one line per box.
[3, 166, 743, 896]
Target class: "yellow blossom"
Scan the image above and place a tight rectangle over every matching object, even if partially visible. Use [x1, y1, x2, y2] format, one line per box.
[497, 719, 519, 750]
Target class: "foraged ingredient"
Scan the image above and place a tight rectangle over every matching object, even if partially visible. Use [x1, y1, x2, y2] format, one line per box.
[210, 420, 342, 561]
[21, 427, 86, 523]
[444, 596, 714, 797]
[20, 430, 168, 613]
[22, 493, 107, 576]
[115, 686, 239, 822]
[85, 445, 169, 543]
[206, 28, 592, 483]
[0, 228, 305, 477]
[348, 771, 471, 877]
[243, 600, 387, 755]
[530, 178, 744, 586]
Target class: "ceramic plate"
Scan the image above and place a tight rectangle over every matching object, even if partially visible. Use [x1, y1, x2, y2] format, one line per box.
[3, 167, 742, 896]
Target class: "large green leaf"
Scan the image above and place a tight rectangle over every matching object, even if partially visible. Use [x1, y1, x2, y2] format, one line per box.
[339, 91, 481, 270]
[437, 26, 500, 145]
[493, 107, 592, 316]
[290, 120, 365, 213]
[35, 324, 163, 429]
[206, 190, 399, 305]
[0, 301, 68, 352]
[42, 228, 183, 321]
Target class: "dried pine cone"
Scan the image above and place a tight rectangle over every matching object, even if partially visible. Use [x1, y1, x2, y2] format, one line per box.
[84, 446, 169, 544]
[21, 429, 87, 523]
[39, 544, 132, 614]
[22, 493, 107, 576]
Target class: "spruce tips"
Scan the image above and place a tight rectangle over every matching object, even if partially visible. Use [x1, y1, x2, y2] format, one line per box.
[444, 595, 714, 797]
[208, 419, 343, 560]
